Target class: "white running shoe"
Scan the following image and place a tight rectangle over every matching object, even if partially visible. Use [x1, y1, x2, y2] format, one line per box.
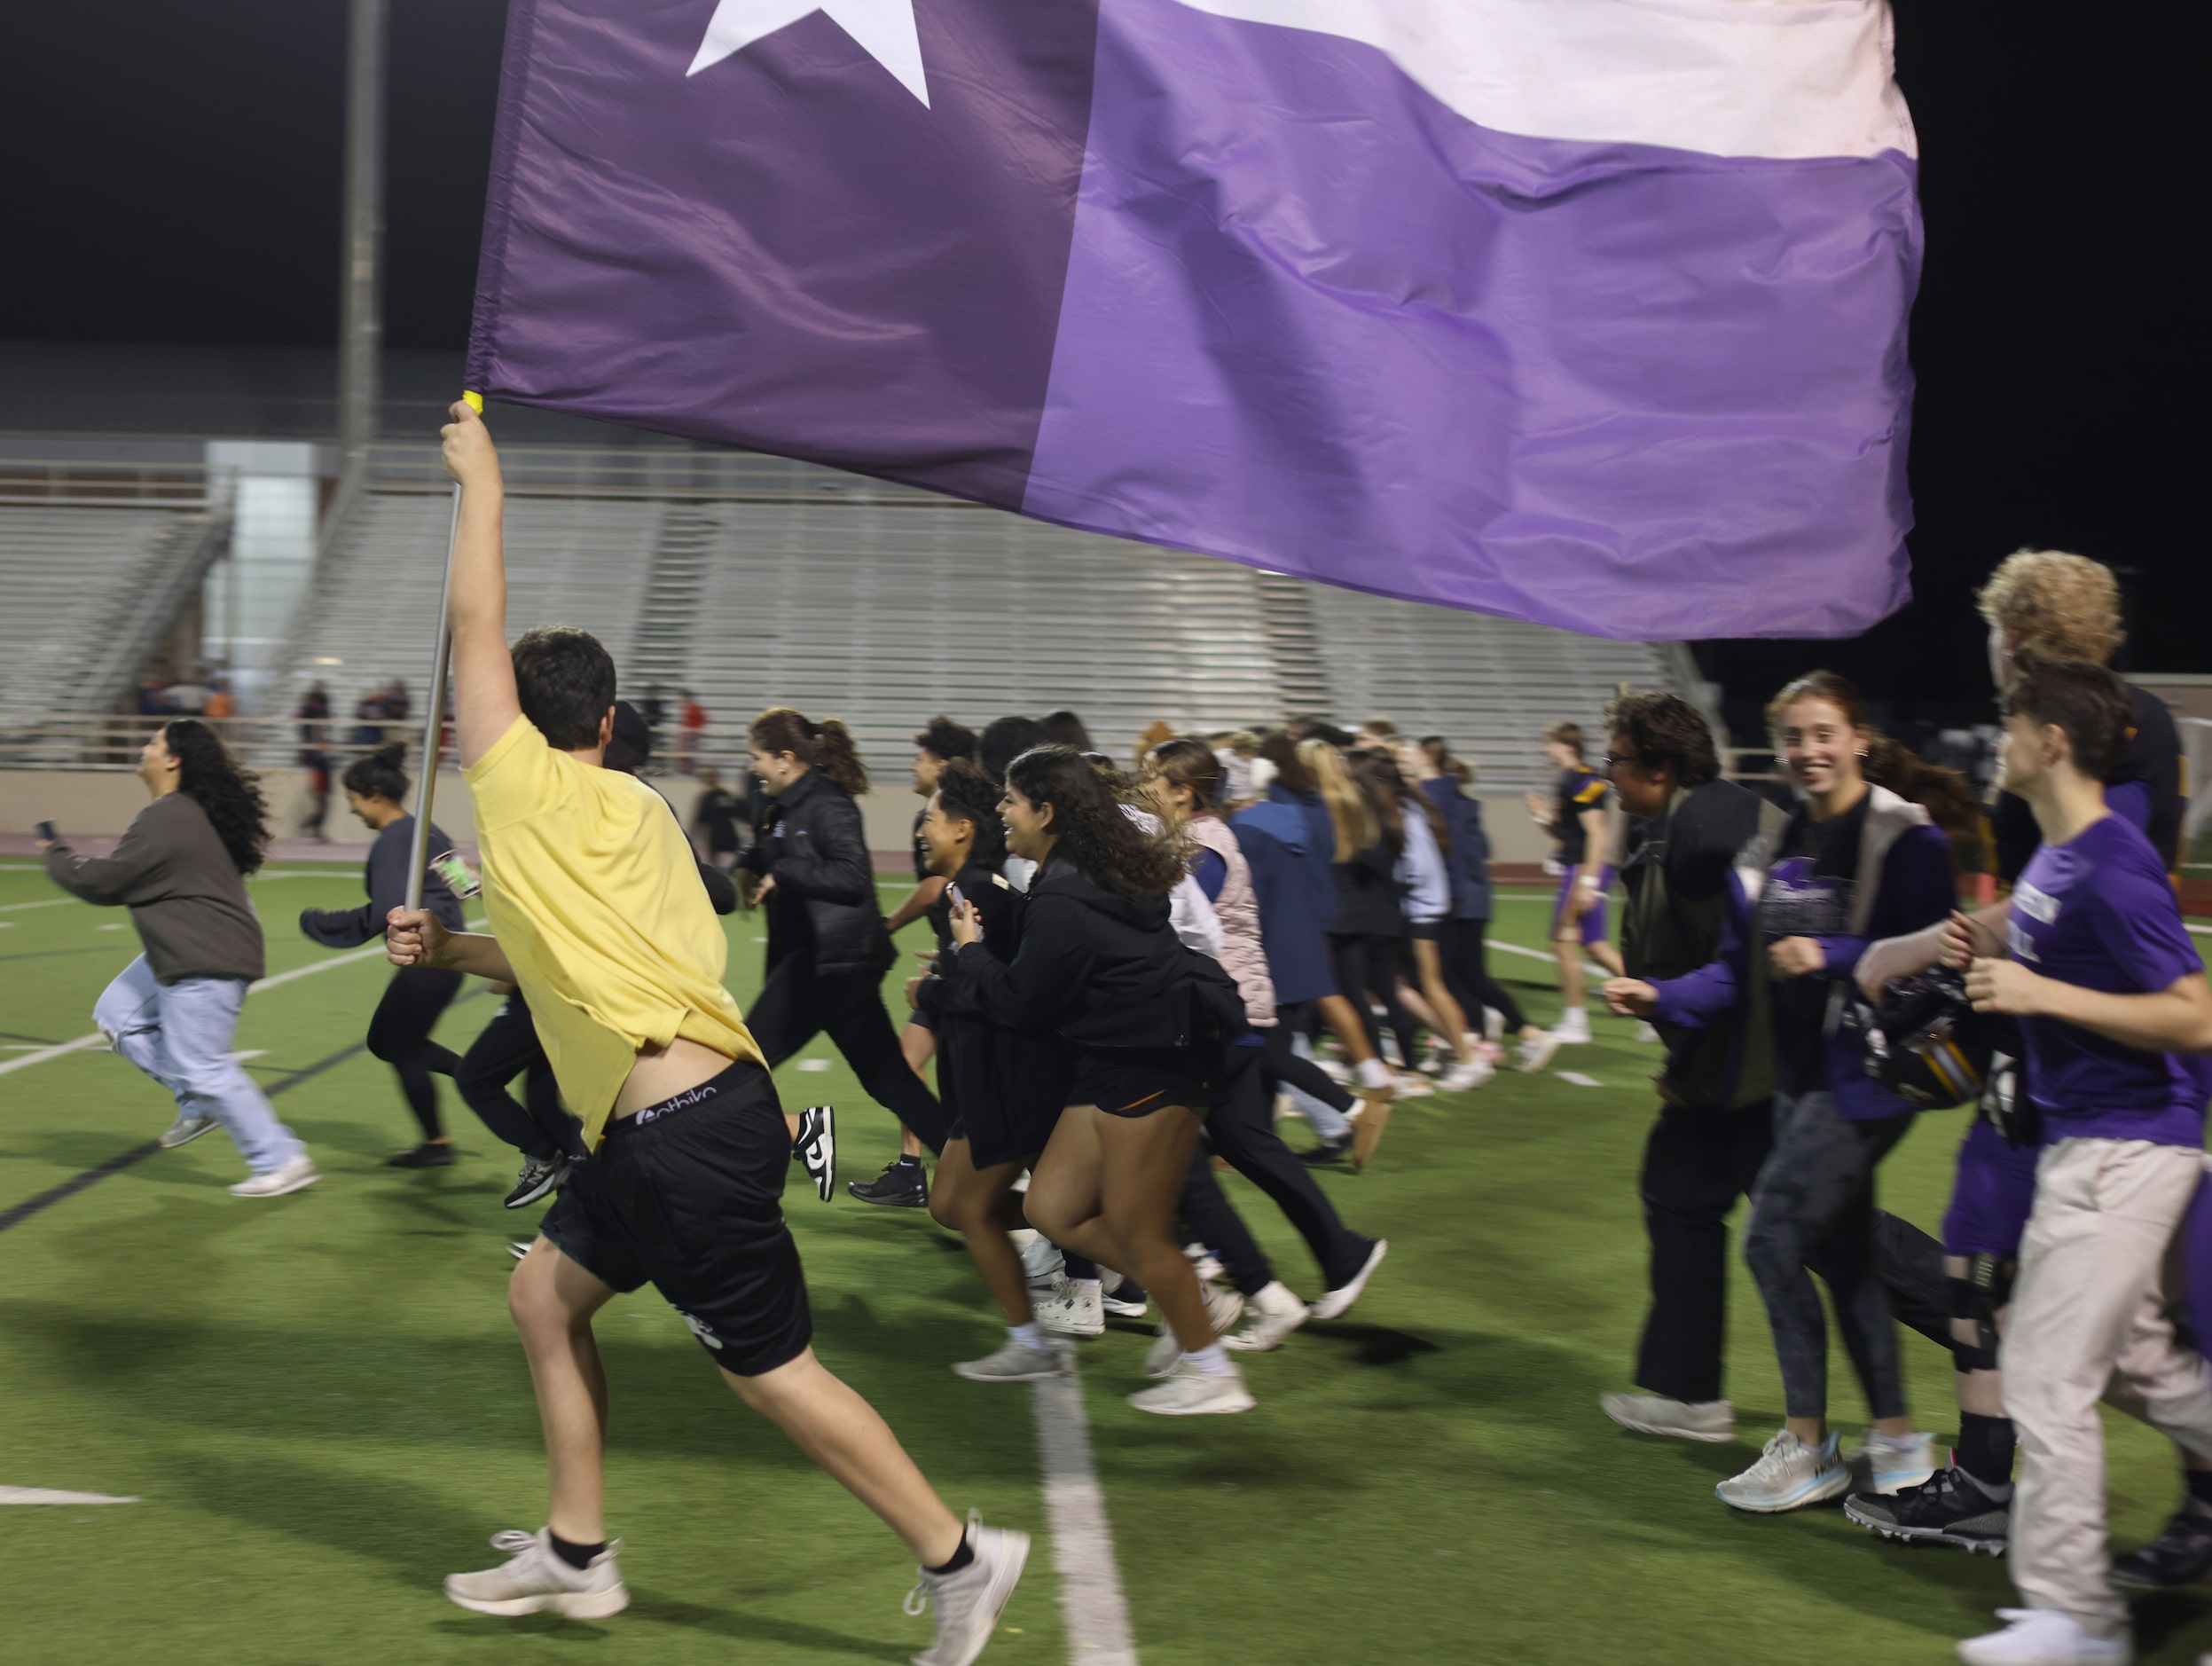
[1551, 1008, 1593, 1045]
[1224, 1280, 1308, 1352]
[1514, 1031, 1563, 1074]
[1856, 1428, 1939, 1495]
[443, 1528, 629, 1619]
[1438, 1058, 1494, 1092]
[1032, 1277, 1104, 1338]
[1599, 1392, 1737, 1443]
[1956, 1609, 2132, 1666]
[158, 1113, 219, 1149]
[953, 1336, 1074, 1383]
[906, 1513, 1030, 1666]
[1389, 1072, 1435, 1099]
[1096, 1268, 1147, 1318]
[1128, 1357, 1256, 1416]
[229, 1155, 318, 1198]
[1145, 1284, 1245, 1376]
[1309, 1238, 1388, 1321]
[1716, 1429, 1853, 1513]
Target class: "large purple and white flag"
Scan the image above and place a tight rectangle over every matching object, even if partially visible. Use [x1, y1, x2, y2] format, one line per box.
[467, 0, 1921, 639]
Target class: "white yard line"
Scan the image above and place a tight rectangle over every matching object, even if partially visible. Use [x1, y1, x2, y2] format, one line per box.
[1030, 1376, 1140, 1666]
[0, 1487, 140, 1505]
[1556, 1071, 1604, 1088]
[0, 899, 75, 914]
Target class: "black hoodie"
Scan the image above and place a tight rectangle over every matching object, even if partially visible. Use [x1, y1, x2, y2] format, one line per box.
[740, 767, 892, 976]
[926, 852, 1247, 1053]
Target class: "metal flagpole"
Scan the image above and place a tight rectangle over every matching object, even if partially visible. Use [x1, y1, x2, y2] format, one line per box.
[403, 475, 465, 913]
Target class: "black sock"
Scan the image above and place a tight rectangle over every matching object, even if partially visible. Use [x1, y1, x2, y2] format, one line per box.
[549, 1532, 605, 1570]
[895, 1154, 922, 1168]
[1957, 1412, 2016, 1491]
[2185, 1466, 2212, 1509]
[926, 1533, 975, 1577]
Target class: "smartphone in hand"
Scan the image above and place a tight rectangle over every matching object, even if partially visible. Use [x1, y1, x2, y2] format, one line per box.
[945, 882, 967, 911]
[35, 820, 59, 844]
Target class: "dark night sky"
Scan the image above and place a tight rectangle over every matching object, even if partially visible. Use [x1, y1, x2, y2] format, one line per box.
[0, 3, 2197, 714]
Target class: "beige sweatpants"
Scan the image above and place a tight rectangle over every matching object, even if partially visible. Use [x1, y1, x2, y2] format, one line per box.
[2004, 1136, 2212, 1638]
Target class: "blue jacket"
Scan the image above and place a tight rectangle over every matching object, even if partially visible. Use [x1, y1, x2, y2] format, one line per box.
[1651, 787, 1955, 1120]
[1230, 798, 1337, 1005]
[1421, 777, 1493, 922]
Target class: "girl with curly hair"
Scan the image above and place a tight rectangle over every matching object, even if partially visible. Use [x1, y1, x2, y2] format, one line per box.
[926, 745, 1259, 1414]
[40, 719, 315, 1196]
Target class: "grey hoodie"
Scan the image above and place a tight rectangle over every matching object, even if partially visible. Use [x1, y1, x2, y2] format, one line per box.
[43, 792, 265, 984]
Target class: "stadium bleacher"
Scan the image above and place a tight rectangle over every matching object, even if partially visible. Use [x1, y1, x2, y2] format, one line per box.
[261, 452, 1682, 790]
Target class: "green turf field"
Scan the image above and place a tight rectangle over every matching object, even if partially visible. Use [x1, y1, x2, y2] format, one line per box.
[4, 857, 2210, 1665]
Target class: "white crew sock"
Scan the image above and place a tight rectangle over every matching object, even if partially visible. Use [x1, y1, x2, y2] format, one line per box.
[1353, 1057, 1392, 1090]
[1009, 1321, 1047, 1350]
[1184, 1341, 1236, 1377]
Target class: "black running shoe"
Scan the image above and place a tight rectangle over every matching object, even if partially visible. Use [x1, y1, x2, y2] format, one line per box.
[794, 1105, 836, 1203]
[1296, 1137, 1350, 1167]
[505, 1155, 570, 1209]
[2113, 1497, 2212, 1589]
[387, 1142, 457, 1168]
[847, 1157, 928, 1208]
[1843, 1466, 2008, 1555]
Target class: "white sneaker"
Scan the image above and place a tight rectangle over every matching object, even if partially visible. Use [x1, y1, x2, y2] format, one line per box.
[1097, 1267, 1147, 1318]
[1309, 1238, 1388, 1321]
[1715, 1429, 1853, 1513]
[953, 1336, 1074, 1383]
[1856, 1428, 1939, 1495]
[1144, 1284, 1245, 1376]
[1599, 1392, 1736, 1443]
[1551, 1009, 1593, 1045]
[1957, 1609, 2132, 1666]
[1438, 1058, 1494, 1092]
[906, 1513, 1030, 1666]
[229, 1155, 318, 1198]
[1224, 1280, 1308, 1352]
[443, 1528, 629, 1619]
[1033, 1277, 1103, 1338]
[158, 1113, 219, 1149]
[1514, 1031, 1563, 1074]
[1389, 1072, 1435, 1099]
[1128, 1356, 1256, 1416]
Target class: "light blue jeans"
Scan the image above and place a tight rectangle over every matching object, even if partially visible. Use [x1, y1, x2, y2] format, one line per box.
[94, 955, 303, 1174]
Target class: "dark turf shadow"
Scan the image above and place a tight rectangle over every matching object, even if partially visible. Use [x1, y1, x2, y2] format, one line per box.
[616, 1592, 913, 1662]
[1300, 1319, 1443, 1367]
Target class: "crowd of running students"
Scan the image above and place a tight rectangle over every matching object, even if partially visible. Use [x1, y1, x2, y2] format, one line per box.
[36, 476, 2212, 1665]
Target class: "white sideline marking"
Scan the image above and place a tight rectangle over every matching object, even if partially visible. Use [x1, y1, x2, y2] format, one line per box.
[1557, 1072, 1604, 1088]
[0, 898, 75, 914]
[2189, 924, 2211, 937]
[1488, 938, 1612, 975]
[231, 1049, 267, 1063]
[0, 1487, 140, 1505]
[795, 1058, 831, 1072]
[1030, 1375, 1139, 1665]
[0, 929, 462, 1081]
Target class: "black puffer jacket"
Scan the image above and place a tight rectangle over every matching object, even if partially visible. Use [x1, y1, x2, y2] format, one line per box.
[926, 853, 1247, 1052]
[740, 768, 891, 976]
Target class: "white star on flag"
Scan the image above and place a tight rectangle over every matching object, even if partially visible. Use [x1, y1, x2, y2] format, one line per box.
[688, 0, 930, 106]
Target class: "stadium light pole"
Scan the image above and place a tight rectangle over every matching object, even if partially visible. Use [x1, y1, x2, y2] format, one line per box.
[336, 0, 385, 501]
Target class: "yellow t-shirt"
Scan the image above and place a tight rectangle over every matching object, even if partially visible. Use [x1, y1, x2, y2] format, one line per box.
[464, 715, 764, 1145]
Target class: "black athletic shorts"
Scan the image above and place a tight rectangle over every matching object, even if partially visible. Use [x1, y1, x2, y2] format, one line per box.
[540, 1060, 812, 1377]
[1071, 1046, 1227, 1118]
[1408, 920, 1439, 943]
[905, 1005, 937, 1034]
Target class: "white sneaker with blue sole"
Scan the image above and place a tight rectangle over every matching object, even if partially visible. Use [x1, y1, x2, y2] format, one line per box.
[1716, 1429, 1853, 1513]
[1855, 1427, 1939, 1495]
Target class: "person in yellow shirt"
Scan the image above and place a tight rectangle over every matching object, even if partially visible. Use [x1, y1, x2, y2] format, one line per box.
[383, 402, 1027, 1666]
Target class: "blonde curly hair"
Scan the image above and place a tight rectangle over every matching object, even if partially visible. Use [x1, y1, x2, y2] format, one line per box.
[1976, 549, 2122, 666]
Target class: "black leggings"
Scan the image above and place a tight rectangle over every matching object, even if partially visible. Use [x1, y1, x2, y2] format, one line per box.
[1329, 933, 1421, 1065]
[366, 968, 464, 1143]
[456, 988, 583, 1163]
[1437, 916, 1527, 1035]
[1264, 1003, 1355, 1114]
[1178, 1044, 1379, 1296]
[746, 955, 950, 1153]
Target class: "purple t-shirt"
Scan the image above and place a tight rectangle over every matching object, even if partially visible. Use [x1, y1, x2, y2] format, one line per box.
[2010, 813, 2208, 1146]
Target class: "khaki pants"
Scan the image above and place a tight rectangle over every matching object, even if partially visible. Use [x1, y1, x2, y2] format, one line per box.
[2004, 1137, 2212, 1638]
